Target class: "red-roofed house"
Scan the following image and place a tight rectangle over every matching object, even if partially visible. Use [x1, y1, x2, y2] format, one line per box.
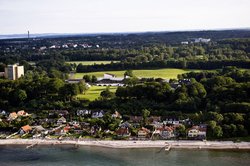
[19, 125, 32, 135]
[138, 127, 150, 139]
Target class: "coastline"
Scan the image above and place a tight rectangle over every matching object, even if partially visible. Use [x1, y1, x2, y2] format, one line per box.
[1, 139, 250, 150]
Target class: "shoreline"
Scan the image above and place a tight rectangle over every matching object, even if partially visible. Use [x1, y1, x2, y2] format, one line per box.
[1, 139, 250, 150]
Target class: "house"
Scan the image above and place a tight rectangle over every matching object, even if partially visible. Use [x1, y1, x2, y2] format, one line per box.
[17, 110, 29, 117]
[194, 38, 211, 43]
[120, 122, 131, 128]
[92, 110, 104, 118]
[77, 109, 91, 116]
[32, 125, 48, 138]
[90, 125, 102, 135]
[152, 126, 175, 139]
[148, 116, 161, 123]
[19, 125, 32, 135]
[57, 117, 66, 125]
[116, 127, 130, 138]
[63, 125, 71, 134]
[187, 125, 207, 140]
[0, 110, 6, 116]
[80, 122, 91, 130]
[129, 116, 143, 123]
[159, 126, 175, 139]
[163, 118, 180, 125]
[112, 111, 122, 119]
[104, 73, 116, 79]
[181, 41, 189, 45]
[8, 112, 18, 121]
[49, 110, 69, 117]
[138, 127, 150, 139]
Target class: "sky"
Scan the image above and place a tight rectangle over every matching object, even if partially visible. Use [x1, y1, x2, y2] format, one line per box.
[0, 0, 250, 34]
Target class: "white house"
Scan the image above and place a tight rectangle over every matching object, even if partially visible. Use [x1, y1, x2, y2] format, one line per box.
[181, 41, 189, 45]
[187, 125, 207, 139]
[77, 110, 92, 116]
[92, 110, 104, 118]
[194, 38, 211, 43]
[57, 117, 67, 125]
[104, 73, 116, 79]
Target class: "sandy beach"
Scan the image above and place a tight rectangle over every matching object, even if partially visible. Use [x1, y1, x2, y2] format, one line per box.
[1, 139, 250, 150]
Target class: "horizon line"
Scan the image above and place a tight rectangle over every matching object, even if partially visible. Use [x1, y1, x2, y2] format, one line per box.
[1, 27, 250, 36]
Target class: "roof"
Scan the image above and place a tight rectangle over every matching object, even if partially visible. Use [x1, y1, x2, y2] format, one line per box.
[158, 126, 173, 132]
[138, 127, 150, 134]
[104, 73, 116, 77]
[188, 125, 207, 132]
[21, 125, 32, 132]
[116, 128, 129, 135]
[9, 112, 17, 116]
[33, 125, 45, 131]
[58, 117, 66, 121]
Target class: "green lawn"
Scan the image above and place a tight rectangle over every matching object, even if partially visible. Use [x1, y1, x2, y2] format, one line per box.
[74, 68, 202, 79]
[77, 86, 117, 101]
[66, 61, 119, 65]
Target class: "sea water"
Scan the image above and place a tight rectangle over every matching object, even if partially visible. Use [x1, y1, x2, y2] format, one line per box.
[0, 145, 250, 166]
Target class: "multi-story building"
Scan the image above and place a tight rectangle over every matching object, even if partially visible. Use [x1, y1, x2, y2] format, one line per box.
[4, 64, 24, 80]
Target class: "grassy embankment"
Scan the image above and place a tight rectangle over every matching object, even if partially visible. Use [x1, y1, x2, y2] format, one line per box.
[77, 86, 117, 101]
[74, 68, 202, 79]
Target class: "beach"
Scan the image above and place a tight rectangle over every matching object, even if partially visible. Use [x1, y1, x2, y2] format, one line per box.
[1, 139, 250, 150]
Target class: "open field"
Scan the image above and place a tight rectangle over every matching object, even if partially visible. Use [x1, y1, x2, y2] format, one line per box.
[77, 86, 117, 101]
[74, 68, 202, 79]
[66, 61, 119, 65]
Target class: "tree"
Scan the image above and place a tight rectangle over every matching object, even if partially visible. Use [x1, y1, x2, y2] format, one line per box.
[124, 70, 134, 78]
[142, 109, 150, 126]
[10, 89, 27, 105]
[78, 80, 88, 94]
[83, 75, 91, 82]
[100, 87, 115, 99]
[49, 78, 65, 93]
[91, 75, 97, 83]
[213, 126, 223, 138]
[176, 124, 186, 138]
[59, 84, 79, 101]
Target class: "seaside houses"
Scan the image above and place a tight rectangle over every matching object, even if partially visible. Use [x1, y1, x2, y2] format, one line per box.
[8, 112, 18, 121]
[137, 127, 150, 139]
[116, 122, 131, 138]
[57, 117, 67, 125]
[187, 125, 207, 140]
[19, 125, 32, 135]
[17, 110, 30, 117]
[152, 125, 175, 139]
[116, 127, 131, 138]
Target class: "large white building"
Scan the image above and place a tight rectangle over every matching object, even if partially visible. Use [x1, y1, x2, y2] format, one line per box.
[4, 64, 24, 80]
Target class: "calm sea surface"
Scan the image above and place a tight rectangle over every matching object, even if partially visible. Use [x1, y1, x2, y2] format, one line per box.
[0, 145, 250, 166]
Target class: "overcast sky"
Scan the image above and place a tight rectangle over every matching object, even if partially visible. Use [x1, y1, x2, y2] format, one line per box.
[0, 0, 250, 34]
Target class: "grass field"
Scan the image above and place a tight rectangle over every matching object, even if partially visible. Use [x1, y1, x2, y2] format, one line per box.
[66, 61, 119, 65]
[77, 86, 117, 101]
[74, 68, 202, 79]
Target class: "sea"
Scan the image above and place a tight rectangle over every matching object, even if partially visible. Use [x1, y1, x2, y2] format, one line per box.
[0, 145, 250, 166]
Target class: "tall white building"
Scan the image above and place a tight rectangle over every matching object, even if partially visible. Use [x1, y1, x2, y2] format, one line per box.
[4, 64, 24, 80]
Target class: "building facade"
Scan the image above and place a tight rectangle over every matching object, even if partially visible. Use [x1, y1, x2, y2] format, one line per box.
[4, 64, 24, 80]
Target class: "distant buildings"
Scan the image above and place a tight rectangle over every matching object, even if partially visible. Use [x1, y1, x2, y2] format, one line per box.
[4, 64, 24, 80]
[194, 38, 211, 43]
